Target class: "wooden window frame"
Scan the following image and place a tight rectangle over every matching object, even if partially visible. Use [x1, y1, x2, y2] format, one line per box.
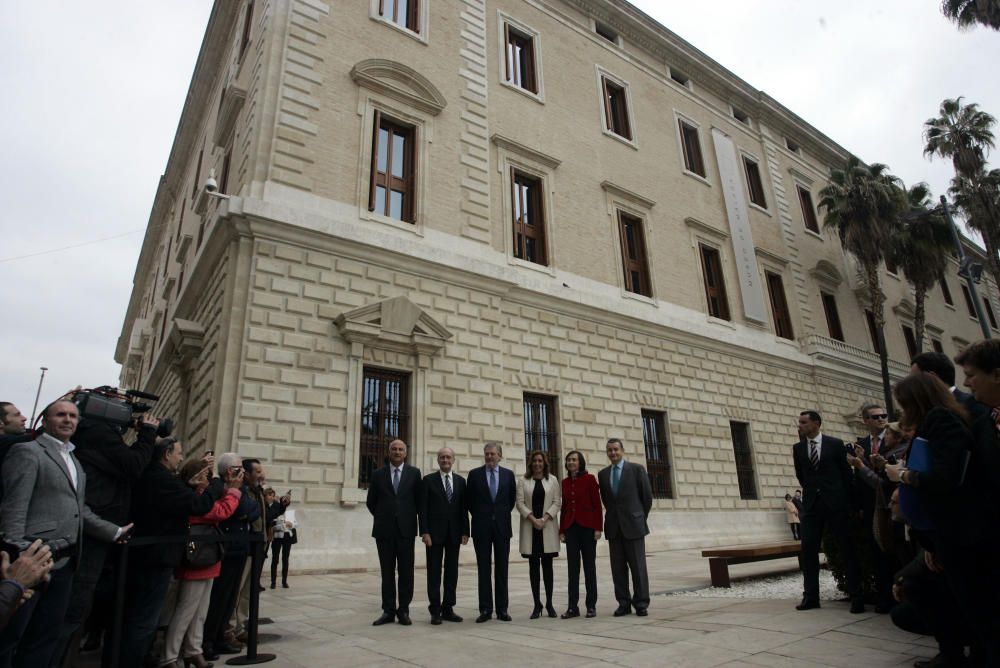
[821, 292, 845, 341]
[865, 309, 882, 354]
[510, 169, 547, 266]
[503, 23, 537, 94]
[678, 119, 706, 177]
[960, 281, 977, 318]
[931, 339, 944, 353]
[238, 0, 255, 62]
[700, 244, 731, 320]
[378, 0, 420, 33]
[601, 76, 632, 141]
[359, 366, 411, 489]
[617, 211, 652, 297]
[368, 110, 417, 223]
[641, 409, 673, 499]
[940, 277, 954, 306]
[902, 324, 919, 359]
[743, 155, 767, 209]
[523, 393, 559, 475]
[798, 185, 819, 233]
[765, 271, 794, 340]
[730, 421, 758, 500]
[986, 299, 999, 330]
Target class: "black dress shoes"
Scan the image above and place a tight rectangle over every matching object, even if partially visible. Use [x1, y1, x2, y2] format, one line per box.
[475, 612, 491, 623]
[635, 608, 648, 617]
[560, 608, 580, 619]
[795, 598, 820, 611]
[372, 612, 396, 626]
[396, 611, 412, 625]
[430, 615, 442, 625]
[612, 605, 631, 617]
[202, 647, 220, 662]
[849, 598, 865, 614]
[216, 642, 242, 655]
[530, 604, 543, 620]
[586, 608, 596, 618]
[441, 610, 462, 622]
[496, 611, 512, 621]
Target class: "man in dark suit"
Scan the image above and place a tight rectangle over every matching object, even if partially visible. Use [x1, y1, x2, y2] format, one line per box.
[911, 350, 988, 418]
[597, 438, 652, 617]
[366, 439, 421, 626]
[419, 447, 469, 625]
[0, 401, 129, 667]
[852, 403, 893, 613]
[792, 410, 863, 613]
[465, 441, 516, 623]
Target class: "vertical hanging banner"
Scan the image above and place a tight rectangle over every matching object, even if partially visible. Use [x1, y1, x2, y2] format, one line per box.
[711, 128, 768, 323]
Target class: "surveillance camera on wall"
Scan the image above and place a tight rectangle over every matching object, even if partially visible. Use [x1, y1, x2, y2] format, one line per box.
[203, 168, 229, 200]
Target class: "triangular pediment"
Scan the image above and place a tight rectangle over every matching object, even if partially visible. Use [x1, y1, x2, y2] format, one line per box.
[334, 296, 452, 355]
[350, 59, 447, 116]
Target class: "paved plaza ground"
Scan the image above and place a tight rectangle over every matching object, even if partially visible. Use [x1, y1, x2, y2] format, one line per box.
[232, 547, 934, 668]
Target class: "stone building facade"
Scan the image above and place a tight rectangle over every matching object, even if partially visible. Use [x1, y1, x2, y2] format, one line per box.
[115, 0, 1000, 570]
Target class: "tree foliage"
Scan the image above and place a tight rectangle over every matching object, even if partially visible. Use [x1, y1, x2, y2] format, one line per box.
[941, 0, 1000, 31]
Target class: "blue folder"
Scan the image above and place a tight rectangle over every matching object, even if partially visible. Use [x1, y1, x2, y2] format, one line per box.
[899, 437, 933, 530]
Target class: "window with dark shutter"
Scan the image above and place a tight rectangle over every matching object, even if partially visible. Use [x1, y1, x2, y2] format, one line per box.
[641, 410, 673, 499]
[743, 156, 767, 208]
[369, 111, 416, 223]
[378, 0, 419, 32]
[822, 292, 844, 341]
[730, 421, 758, 500]
[679, 120, 705, 177]
[700, 245, 730, 320]
[940, 278, 954, 305]
[511, 170, 546, 265]
[766, 272, 794, 339]
[504, 24, 537, 93]
[359, 367, 410, 488]
[618, 212, 651, 297]
[865, 309, 882, 354]
[602, 77, 631, 140]
[902, 325, 918, 360]
[798, 186, 819, 233]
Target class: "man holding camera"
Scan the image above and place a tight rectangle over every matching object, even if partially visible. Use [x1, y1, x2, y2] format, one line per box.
[0, 400, 131, 667]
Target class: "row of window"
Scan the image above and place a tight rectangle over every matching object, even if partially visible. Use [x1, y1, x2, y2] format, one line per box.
[360, 366, 760, 500]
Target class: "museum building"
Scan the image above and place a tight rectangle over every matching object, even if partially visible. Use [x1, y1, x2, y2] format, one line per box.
[115, 0, 1000, 569]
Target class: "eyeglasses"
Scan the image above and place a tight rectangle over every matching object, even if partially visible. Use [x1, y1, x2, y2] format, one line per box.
[869, 413, 889, 420]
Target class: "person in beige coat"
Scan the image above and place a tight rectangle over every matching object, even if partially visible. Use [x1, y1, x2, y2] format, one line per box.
[516, 450, 562, 619]
[784, 493, 800, 540]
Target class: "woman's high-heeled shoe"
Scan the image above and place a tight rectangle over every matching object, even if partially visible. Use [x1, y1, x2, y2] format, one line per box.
[529, 604, 543, 619]
[546, 603, 557, 618]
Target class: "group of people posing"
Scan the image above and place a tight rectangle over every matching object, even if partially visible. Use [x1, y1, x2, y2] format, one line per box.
[790, 346, 1000, 668]
[365, 439, 652, 625]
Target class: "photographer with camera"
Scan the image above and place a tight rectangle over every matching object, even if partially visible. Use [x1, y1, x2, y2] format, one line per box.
[0, 400, 132, 668]
[114, 437, 225, 668]
[54, 400, 163, 666]
[0, 403, 35, 504]
[0, 541, 53, 632]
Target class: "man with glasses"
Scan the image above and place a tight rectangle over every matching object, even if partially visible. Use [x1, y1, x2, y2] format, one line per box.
[852, 404, 891, 612]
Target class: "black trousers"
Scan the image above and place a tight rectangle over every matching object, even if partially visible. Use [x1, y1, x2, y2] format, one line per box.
[270, 540, 292, 585]
[375, 536, 414, 614]
[608, 535, 649, 611]
[800, 500, 860, 602]
[564, 523, 598, 610]
[425, 540, 460, 615]
[527, 555, 554, 606]
[203, 555, 247, 649]
[0, 562, 75, 668]
[937, 537, 1000, 665]
[472, 532, 510, 614]
[789, 523, 800, 540]
[893, 568, 968, 660]
[52, 536, 108, 667]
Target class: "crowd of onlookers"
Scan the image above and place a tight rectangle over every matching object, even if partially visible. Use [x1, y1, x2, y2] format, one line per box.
[0, 396, 296, 668]
[791, 346, 1000, 668]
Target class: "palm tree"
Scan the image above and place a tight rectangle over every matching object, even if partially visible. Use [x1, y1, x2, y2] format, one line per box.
[941, 0, 1000, 30]
[925, 98, 1000, 286]
[819, 156, 905, 414]
[887, 183, 952, 354]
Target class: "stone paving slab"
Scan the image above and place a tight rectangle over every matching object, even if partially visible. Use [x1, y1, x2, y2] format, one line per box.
[77, 547, 934, 667]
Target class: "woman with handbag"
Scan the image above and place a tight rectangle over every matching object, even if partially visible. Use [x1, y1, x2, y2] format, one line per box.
[270, 503, 297, 589]
[159, 460, 244, 668]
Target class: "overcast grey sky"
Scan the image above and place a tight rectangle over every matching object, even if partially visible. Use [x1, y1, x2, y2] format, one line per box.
[1, 1, 998, 421]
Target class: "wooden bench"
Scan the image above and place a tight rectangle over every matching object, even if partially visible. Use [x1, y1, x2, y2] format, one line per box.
[701, 542, 802, 588]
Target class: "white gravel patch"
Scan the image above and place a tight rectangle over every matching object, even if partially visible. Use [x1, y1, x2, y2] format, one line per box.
[666, 570, 842, 600]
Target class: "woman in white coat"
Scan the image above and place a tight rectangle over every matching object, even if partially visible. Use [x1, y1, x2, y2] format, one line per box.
[517, 449, 562, 619]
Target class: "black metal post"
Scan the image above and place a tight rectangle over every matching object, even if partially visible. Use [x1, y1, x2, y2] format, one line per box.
[227, 538, 275, 665]
[942, 196, 992, 339]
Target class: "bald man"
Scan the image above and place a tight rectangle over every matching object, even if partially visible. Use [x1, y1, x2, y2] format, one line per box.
[366, 439, 421, 626]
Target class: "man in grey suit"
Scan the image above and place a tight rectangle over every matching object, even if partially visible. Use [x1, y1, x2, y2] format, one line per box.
[598, 438, 652, 616]
[0, 400, 129, 667]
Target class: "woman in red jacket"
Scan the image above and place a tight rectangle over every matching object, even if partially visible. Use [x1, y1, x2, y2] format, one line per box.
[160, 459, 243, 668]
[558, 450, 602, 618]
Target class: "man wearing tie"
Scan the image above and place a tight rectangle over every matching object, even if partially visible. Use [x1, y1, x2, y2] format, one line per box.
[597, 438, 652, 617]
[792, 410, 863, 613]
[366, 439, 421, 626]
[419, 447, 469, 624]
[465, 442, 517, 622]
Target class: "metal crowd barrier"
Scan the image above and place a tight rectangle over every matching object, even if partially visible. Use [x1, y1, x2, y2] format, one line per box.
[109, 532, 275, 667]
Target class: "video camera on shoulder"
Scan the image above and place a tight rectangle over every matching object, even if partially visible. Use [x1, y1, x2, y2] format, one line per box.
[72, 386, 173, 437]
